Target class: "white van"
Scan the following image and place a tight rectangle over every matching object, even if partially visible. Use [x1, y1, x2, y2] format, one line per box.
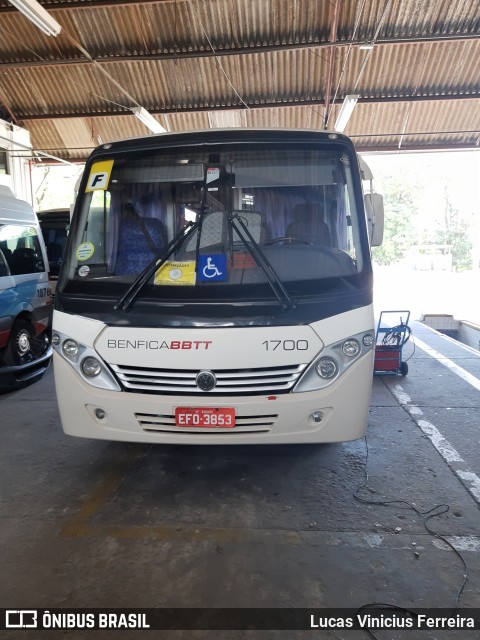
[0, 186, 52, 390]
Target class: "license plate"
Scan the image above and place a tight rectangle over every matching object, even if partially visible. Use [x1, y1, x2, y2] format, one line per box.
[175, 407, 236, 428]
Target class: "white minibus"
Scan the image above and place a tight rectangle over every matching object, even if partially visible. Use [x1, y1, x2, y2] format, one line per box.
[53, 129, 382, 443]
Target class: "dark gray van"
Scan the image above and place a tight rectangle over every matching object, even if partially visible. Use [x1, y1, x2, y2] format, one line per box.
[37, 208, 70, 283]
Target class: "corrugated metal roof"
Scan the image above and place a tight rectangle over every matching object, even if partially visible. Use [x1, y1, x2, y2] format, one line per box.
[0, 0, 478, 161]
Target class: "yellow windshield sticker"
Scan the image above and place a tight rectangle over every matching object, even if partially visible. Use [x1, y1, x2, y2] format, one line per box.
[154, 261, 196, 286]
[76, 242, 95, 261]
[86, 160, 114, 192]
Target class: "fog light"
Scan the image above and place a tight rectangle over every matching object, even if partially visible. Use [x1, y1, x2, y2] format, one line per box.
[312, 411, 324, 423]
[81, 356, 102, 377]
[342, 339, 360, 357]
[62, 339, 79, 356]
[315, 357, 338, 379]
[94, 408, 106, 420]
[363, 333, 374, 347]
[52, 333, 60, 345]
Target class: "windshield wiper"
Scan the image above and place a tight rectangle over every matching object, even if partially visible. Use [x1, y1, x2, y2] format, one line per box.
[115, 211, 295, 313]
[228, 212, 295, 311]
[114, 220, 199, 312]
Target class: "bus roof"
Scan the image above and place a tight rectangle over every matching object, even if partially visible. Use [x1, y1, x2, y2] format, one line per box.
[89, 128, 356, 161]
[0, 186, 37, 225]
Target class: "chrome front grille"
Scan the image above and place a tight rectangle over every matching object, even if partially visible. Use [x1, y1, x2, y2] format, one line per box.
[135, 412, 278, 433]
[110, 363, 307, 395]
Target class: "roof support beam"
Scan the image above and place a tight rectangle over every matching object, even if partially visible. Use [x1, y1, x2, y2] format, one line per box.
[13, 93, 480, 122]
[0, 0, 176, 12]
[0, 34, 477, 70]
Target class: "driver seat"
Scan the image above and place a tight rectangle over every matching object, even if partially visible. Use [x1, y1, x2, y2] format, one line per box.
[115, 203, 166, 275]
[286, 203, 332, 246]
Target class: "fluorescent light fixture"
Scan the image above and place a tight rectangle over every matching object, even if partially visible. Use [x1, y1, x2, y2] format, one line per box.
[9, 0, 62, 37]
[334, 94, 359, 132]
[359, 42, 374, 51]
[131, 107, 166, 134]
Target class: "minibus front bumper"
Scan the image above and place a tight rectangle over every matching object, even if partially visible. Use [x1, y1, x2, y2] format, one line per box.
[53, 350, 374, 445]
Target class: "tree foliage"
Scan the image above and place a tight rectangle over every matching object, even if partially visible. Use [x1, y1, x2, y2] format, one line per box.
[34, 166, 51, 210]
[372, 174, 420, 265]
[369, 162, 475, 271]
[429, 188, 473, 271]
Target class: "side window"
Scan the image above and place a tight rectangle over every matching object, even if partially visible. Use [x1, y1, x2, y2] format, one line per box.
[79, 191, 111, 266]
[41, 225, 69, 277]
[0, 225, 45, 275]
[343, 189, 355, 257]
[0, 149, 8, 175]
[0, 248, 9, 277]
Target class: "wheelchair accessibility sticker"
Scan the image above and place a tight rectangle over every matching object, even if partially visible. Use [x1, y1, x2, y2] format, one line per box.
[198, 255, 227, 282]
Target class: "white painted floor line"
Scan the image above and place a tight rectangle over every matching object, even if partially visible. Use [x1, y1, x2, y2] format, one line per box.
[414, 336, 480, 392]
[427, 326, 480, 357]
[316, 531, 480, 553]
[416, 419, 464, 464]
[456, 471, 480, 502]
[390, 384, 480, 506]
[433, 536, 480, 553]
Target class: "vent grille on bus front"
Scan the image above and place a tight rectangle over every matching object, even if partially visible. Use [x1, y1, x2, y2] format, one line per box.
[110, 363, 307, 395]
[135, 412, 278, 433]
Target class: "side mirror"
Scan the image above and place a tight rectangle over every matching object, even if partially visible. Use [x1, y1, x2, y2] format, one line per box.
[364, 193, 384, 246]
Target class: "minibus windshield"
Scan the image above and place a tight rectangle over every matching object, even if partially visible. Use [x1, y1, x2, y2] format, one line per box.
[61, 144, 365, 304]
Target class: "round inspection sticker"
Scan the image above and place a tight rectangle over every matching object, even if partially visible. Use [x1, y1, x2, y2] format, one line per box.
[76, 242, 95, 261]
[169, 268, 183, 280]
[78, 265, 90, 277]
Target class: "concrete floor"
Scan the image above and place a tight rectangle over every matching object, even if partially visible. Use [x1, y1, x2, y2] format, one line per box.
[1, 322, 479, 639]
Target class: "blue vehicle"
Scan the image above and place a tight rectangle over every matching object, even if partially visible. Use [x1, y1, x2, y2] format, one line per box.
[0, 186, 52, 391]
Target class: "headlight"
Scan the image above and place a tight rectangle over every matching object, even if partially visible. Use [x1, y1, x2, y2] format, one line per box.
[363, 333, 374, 347]
[315, 357, 338, 379]
[52, 330, 120, 391]
[342, 339, 360, 357]
[62, 339, 79, 356]
[81, 356, 102, 377]
[293, 329, 375, 393]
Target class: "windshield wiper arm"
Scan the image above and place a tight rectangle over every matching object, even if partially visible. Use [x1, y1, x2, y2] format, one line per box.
[114, 220, 199, 312]
[115, 211, 295, 312]
[228, 212, 295, 311]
